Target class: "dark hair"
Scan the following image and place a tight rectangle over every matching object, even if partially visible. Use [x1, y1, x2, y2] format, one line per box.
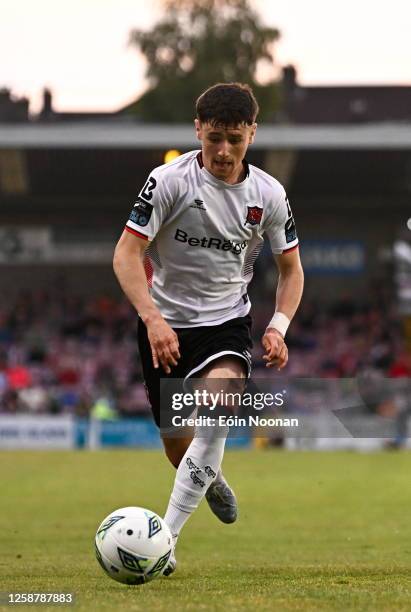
[196, 82, 259, 126]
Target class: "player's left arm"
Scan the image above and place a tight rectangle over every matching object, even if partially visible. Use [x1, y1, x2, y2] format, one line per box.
[262, 247, 304, 369]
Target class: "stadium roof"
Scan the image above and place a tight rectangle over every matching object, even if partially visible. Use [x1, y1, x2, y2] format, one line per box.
[1, 122, 411, 150]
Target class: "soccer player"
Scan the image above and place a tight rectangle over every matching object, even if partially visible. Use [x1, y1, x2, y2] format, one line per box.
[113, 82, 304, 574]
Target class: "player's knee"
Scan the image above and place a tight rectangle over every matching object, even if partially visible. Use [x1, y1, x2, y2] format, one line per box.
[195, 357, 247, 414]
[201, 356, 247, 380]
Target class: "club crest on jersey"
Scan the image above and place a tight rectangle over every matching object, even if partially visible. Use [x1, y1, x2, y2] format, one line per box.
[245, 206, 263, 226]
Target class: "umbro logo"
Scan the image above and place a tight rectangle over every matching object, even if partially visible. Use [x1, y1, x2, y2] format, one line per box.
[189, 199, 207, 211]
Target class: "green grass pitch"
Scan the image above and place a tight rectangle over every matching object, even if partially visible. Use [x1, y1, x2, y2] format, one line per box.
[1, 449, 411, 611]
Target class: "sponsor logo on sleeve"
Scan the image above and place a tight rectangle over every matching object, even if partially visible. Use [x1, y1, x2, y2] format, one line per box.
[284, 196, 297, 243]
[285, 216, 297, 243]
[129, 198, 153, 227]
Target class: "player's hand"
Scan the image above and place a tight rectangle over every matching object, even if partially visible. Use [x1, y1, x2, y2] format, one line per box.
[146, 316, 180, 375]
[261, 328, 288, 370]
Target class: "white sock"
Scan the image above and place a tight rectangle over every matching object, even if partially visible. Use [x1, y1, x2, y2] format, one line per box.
[214, 468, 224, 485]
[164, 424, 229, 539]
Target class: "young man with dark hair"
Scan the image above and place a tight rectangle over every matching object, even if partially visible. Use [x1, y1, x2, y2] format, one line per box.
[113, 82, 304, 574]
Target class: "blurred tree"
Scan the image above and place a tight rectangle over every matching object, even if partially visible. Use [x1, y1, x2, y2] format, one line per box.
[127, 0, 281, 122]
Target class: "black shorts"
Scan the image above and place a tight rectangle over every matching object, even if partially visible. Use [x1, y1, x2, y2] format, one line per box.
[137, 315, 253, 427]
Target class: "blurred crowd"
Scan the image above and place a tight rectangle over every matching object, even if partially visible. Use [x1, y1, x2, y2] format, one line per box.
[0, 288, 410, 417]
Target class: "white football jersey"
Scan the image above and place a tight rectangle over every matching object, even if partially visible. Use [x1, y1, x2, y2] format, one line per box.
[125, 150, 298, 327]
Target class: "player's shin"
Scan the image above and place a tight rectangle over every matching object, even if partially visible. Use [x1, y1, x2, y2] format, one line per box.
[163, 421, 229, 540]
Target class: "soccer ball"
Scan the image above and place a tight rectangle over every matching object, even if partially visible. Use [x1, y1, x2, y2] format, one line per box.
[95, 506, 172, 585]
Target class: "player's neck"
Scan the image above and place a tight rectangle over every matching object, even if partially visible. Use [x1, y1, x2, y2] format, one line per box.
[207, 161, 246, 185]
[225, 163, 246, 185]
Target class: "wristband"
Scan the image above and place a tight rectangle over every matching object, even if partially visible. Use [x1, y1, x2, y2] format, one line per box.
[267, 312, 290, 338]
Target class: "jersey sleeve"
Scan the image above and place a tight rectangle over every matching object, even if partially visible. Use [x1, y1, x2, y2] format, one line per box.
[125, 167, 176, 241]
[263, 188, 299, 254]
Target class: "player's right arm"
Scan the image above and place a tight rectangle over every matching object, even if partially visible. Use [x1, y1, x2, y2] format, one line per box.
[113, 229, 180, 374]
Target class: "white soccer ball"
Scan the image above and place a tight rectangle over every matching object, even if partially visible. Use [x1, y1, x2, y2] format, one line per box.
[95, 506, 172, 585]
